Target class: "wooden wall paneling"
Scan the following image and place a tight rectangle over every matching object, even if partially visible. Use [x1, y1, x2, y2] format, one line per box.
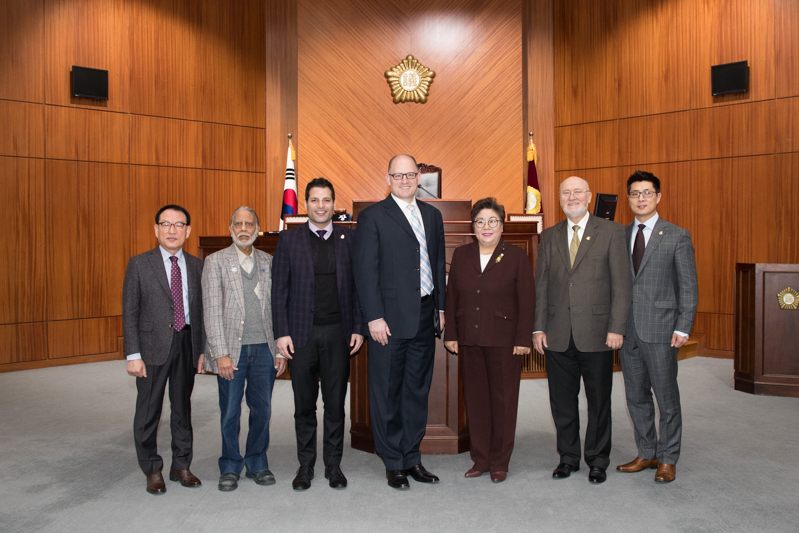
[736, 155, 777, 265]
[773, 154, 799, 264]
[691, 0, 775, 108]
[45, 106, 130, 163]
[202, 170, 267, 236]
[555, 121, 620, 172]
[129, 0, 202, 120]
[0, 0, 44, 102]
[775, 0, 799, 98]
[695, 312, 734, 352]
[47, 317, 122, 359]
[408, 0, 524, 216]
[265, 0, 298, 232]
[0, 323, 48, 364]
[776, 97, 799, 154]
[201, 0, 266, 127]
[129, 166, 203, 257]
[617, 112, 692, 167]
[297, 0, 410, 215]
[0, 101, 44, 158]
[44, 0, 129, 111]
[524, 0, 556, 223]
[130, 115, 202, 168]
[46, 161, 130, 320]
[0, 157, 46, 324]
[202, 123, 265, 172]
[690, 101, 775, 160]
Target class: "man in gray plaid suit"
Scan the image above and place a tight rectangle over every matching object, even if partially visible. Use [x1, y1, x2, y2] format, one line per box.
[202, 206, 285, 492]
[616, 171, 698, 483]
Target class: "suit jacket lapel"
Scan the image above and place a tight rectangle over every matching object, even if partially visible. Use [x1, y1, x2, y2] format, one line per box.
[186, 254, 197, 307]
[555, 220, 571, 271]
[332, 225, 347, 296]
[255, 249, 270, 322]
[224, 244, 246, 313]
[571, 215, 597, 271]
[382, 196, 416, 239]
[481, 240, 505, 275]
[147, 247, 172, 298]
[302, 224, 315, 281]
[625, 223, 635, 276]
[638, 217, 667, 274]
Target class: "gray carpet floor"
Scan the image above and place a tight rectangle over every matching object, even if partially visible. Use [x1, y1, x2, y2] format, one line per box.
[1, 356, 797, 533]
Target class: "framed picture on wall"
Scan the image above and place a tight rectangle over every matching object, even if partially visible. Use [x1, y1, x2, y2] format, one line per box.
[416, 163, 442, 199]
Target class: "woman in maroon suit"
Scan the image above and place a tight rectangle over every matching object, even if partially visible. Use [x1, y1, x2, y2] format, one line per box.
[444, 197, 535, 483]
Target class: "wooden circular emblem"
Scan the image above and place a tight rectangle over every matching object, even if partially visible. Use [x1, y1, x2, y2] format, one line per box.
[385, 55, 435, 103]
[777, 287, 799, 310]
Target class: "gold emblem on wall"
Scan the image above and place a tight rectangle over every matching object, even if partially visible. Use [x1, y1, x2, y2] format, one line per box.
[777, 287, 799, 310]
[385, 55, 435, 103]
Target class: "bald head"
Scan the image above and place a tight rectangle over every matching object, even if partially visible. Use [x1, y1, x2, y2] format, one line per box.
[385, 154, 420, 203]
[559, 176, 592, 222]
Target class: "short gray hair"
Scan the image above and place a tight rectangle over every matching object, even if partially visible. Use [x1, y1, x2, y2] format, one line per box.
[229, 206, 260, 227]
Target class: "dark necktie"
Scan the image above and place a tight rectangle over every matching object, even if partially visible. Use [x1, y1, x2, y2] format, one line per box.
[170, 256, 185, 331]
[316, 229, 327, 240]
[632, 223, 646, 276]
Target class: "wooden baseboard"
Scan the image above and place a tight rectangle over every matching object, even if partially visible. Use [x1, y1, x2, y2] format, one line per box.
[700, 349, 734, 359]
[0, 352, 123, 373]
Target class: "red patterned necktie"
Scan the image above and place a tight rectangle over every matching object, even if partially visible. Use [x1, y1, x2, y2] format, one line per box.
[170, 256, 185, 331]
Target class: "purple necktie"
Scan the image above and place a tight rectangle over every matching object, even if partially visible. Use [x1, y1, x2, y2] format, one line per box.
[170, 256, 185, 331]
[316, 229, 327, 240]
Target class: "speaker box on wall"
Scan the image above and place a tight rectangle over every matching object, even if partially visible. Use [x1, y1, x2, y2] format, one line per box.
[711, 61, 748, 96]
[71, 66, 108, 100]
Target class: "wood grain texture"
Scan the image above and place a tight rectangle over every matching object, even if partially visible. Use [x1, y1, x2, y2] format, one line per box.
[776, 97, 799, 154]
[47, 317, 122, 359]
[775, 0, 799, 98]
[201, 170, 267, 236]
[772, 154, 799, 264]
[0, 157, 46, 324]
[0, 323, 48, 364]
[0, 0, 44, 102]
[130, 115, 202, 168]
[691, 0, 774, 108]
[265, 0, 298, 231]
[130, 165, 203, 257]
[524, 0, 556, 223]
[202, 123, 265, 172]
[44, 0, 129, 111]
[693, 312, 734, 352]
[201, 0, 265, 127]
[129, 0, 202, 120]
[297, 0, 522, 221]
[46, 106, 130, 163]
[691, 101, 775, 160]
[46, 161, 130, 320]
[0, 100, 44, 158]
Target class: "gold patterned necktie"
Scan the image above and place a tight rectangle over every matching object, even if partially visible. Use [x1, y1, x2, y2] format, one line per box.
[569, 225, 580, 267]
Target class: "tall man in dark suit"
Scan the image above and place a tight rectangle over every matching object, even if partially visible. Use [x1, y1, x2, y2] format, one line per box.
[272, 177, 365, 491]
[353, 154, 447, 490]
[123, 204, 206, 494]
[616, 171, 698, 483]
[533, 176, 631, 484]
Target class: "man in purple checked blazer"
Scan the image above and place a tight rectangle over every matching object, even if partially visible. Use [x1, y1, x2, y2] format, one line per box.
[271, 177, 365, 491]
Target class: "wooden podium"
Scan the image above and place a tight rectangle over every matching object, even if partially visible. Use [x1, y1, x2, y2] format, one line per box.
[735, 263, 799, 397]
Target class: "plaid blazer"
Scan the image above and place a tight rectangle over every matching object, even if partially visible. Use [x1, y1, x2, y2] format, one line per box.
[201, 243, 277, 371]
[271, 223, 365, 349]
[625, 217, 698, 343]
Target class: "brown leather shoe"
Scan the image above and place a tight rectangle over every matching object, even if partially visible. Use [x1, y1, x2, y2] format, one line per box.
[146, 471, 166, 495]
[464, 467, 485, 478]
[616, 457, 658, 473]
[655, 463, 676, 482]
[490, 471, 507, 483]
[169, 469, 202, 487]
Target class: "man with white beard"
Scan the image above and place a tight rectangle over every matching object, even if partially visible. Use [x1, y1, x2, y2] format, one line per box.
[202, 206, 286, 492]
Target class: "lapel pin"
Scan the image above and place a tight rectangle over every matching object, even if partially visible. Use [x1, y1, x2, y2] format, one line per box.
[659, 231, 663, 235]
[340, 234, 345, 239]
[495, 253, 504, 263]
[586, 236, 591, 240]
[231, 266, 238, 272]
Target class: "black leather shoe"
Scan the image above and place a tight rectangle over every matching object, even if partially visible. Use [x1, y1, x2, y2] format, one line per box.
[245, 469, 276, 486]
[405, 464, 440, 483]
[218, 472, 239, 492]
[588, 466, 607, 484]
[325, 465, 348, 489]
[292, 466, 314, 490]
[386, 470, 410, 490]
[552, 463, 579, 479]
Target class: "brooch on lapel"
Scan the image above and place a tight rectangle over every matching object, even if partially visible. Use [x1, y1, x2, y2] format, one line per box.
[495, 253, 504, 263]
[659, 231, 663, 235]
[340, 234, 345, 239]
[261, 268, 265, 272]
[586, 236, 591, 241]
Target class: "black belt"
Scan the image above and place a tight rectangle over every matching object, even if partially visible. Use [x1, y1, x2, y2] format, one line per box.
[421, 294, 431, 302]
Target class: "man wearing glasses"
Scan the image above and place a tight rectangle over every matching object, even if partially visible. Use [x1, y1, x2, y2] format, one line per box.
[616, 171, 697, 483]
[533, 176, 631, 484]
[123, 205, 206, 494]
[353, 154, 446, 490]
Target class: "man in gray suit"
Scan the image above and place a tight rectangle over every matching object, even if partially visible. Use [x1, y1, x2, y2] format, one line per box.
[616, 171, 698, 483]
[202, 206, 286, 492]
[533, 176, 631, 484]
[123, 204, 206, 494]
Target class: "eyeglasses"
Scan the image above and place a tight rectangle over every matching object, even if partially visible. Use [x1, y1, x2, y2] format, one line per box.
[628, 190, 657, 199]
[473, 218, 501, 229]
[561, 189, 588, 197]
[389, 172, 419, 181]
[158, 221, 187, 230]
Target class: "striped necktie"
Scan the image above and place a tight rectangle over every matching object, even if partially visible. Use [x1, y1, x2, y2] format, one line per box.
[407, 204, 434, 295]
[569, 225, 580, 267]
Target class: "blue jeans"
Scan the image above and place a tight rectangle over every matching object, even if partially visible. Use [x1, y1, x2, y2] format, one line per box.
[217, 343, 275, 475]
